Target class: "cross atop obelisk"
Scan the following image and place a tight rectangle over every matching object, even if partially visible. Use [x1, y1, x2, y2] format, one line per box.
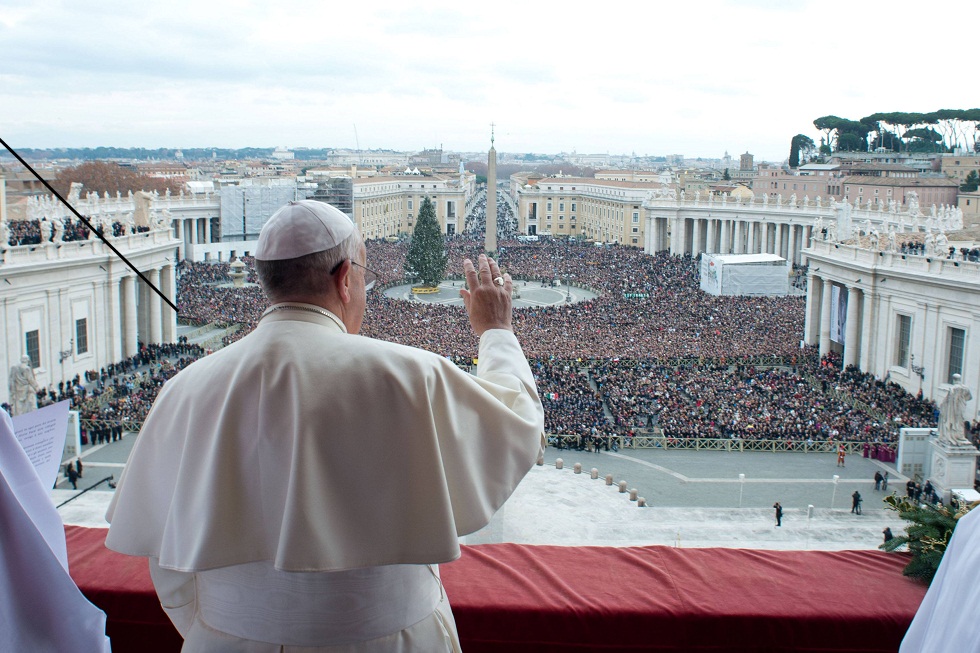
[486, 124, 497, 254]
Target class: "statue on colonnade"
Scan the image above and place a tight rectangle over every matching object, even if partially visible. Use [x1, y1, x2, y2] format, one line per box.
[51, 216, 64, 243]
[8, 356, 40, 416]
[0, 218, 9, 249]
[907, 191, 921, 219]
[937, 374, 973, 446]
[868, 228, 880, 251]
[39, 215, 53, 243]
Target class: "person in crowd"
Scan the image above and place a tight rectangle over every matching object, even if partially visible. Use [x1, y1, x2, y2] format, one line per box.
[106, 201, 544, 651]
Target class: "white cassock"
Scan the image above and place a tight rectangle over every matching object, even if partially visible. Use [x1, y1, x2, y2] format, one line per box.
[900, 505, 980, 652]
[106, 305, 545, 652]
[0, 409, 111, 652]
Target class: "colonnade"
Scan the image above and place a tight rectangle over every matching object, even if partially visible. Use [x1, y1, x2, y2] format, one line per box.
[648, 213, 812, 266]
[804, 274, 870, 367]
[172, 217, 215, 258]
[113, 264, 177, 359]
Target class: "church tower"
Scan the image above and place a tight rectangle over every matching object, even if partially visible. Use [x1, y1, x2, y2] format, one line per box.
[486, 126, 497, 254]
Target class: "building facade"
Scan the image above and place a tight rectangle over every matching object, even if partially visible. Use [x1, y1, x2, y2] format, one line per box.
[1, 227, 179, 400]
[513, 176, 659, 246]
[803, 239, 979, 420]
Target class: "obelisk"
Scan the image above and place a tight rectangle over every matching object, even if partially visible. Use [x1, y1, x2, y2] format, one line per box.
[485, 126, 497, 254]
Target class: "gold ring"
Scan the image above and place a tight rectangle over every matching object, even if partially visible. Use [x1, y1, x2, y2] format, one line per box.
[494, 276, 505, 286]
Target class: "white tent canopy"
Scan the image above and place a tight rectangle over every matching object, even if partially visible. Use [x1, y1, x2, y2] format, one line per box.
[700, 253, 789, 296]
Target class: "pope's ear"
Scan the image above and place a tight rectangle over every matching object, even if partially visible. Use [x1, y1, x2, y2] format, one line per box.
[334, 259, 352, 303]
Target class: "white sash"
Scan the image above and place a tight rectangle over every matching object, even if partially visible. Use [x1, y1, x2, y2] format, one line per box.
[195, 562, 441, 646]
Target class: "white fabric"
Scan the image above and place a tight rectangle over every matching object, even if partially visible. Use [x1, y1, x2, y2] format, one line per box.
[195, 562, 440, 646]
[900, 506, 980, 652]
[106, 307, 544, 649]
[0, 409, 111, 652]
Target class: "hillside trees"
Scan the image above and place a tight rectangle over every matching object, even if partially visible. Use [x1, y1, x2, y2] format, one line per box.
[52, 161, 183, 197]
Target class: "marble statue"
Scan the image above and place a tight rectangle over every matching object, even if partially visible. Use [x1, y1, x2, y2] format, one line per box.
[40, 215, 53, 243]
[8, 356, 40, 416]
[907, 191, 920, 218]
[762, 193, 769, 205]
[0, 218, 9, 249]
[803, 195, 810, 208]
[51, 217, 64, 243]
[812, 215, 824, 241]
[825, 220, 838, 243]
[864, 219, 873, 236]
[888, 200, 897, 214]
[815, 196, 822, 208]
[887, 225, 898, 253]
[776, 194, 783, 206]
[695, 191, 701, 203]
[936, 231, 949, 255]
[868, 228, 880, 251]
[789, 193, 797, 208]
[924, 232, 936, 256]
[67, 182, 83, 202]
[937, 374, 973, 446]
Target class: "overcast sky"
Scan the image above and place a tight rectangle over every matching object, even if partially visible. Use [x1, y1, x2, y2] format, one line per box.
[1, 0, 976, 162]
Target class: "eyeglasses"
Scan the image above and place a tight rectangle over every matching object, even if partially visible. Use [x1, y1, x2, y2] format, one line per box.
[330, 259, 378, 291]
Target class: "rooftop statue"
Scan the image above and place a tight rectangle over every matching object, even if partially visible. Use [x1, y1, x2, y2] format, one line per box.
[8, 356, 40, 416]
[937, 374, 973, 446]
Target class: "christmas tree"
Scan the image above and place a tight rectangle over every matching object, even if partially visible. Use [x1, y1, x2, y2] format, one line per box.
[404, 196, 447, 288]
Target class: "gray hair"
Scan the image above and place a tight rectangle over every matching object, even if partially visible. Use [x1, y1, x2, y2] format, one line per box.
[256, 228, 363, 301]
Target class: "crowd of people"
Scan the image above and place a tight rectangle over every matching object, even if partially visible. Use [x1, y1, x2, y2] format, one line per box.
[2, 216, 145, 246]
[27, 235, 947, 447]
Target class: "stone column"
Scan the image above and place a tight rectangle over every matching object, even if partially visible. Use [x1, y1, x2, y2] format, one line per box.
[148, 268, 162, 344]
[859, 290, 875, 371]
[705, 218, 716, 254]
[733, 220, 744, 254]
[122, 275, 138, 358]
[748, 221, 757, 253]
[788, 225, 799, 266]
[692, 218, 703, 256]
[844, 286, 861, 367]
[720, 220, 731, 254]
[204, 216, 212, 244]
[775, 223, 784, 258]
[819, 278, 833, 356]
[161, 264, 177, 343]
[108, 275, 123, 361]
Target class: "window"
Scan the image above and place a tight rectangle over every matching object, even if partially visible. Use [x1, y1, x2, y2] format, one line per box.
[571, 203, 576, 212]
[408, 200, 413, 210]
[76, 318, 88, 355]
[896, 315, 911, 367]
[947, 327, 966, 384]
[632, 212, 639, 223]
[547, 202, 553, 211]
[632, 227, 639, 233]
[559, 203, 564, 212]
[26, 330, 40, 368]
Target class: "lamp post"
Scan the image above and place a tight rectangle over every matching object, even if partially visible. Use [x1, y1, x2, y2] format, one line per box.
[738, 473, 745, 508]
[831, 474, 840, 509]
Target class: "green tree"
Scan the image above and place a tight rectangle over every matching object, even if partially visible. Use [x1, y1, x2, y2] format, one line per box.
[404, 196, 447, 288]
[722, 168, 731, 180]
[961, 170, 979, 192]
[789, 134, 815, 168]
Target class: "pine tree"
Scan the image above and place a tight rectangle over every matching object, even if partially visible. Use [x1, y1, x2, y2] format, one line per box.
[880, 494, 974, 584]
[404, 196, 447, 288]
